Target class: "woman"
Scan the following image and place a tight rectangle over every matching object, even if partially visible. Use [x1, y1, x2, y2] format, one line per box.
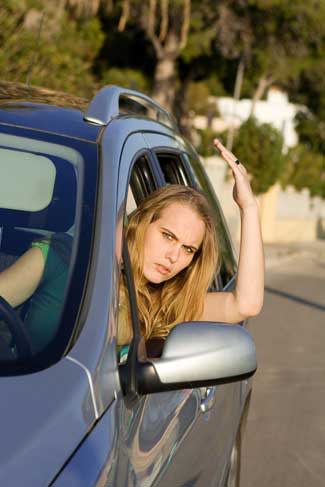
[118, 139, 264, 350]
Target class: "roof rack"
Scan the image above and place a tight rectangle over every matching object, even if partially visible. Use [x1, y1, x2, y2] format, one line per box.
[84, 85, 177, 130]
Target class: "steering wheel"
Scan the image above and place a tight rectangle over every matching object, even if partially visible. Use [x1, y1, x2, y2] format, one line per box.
[0, 296, 33, 359]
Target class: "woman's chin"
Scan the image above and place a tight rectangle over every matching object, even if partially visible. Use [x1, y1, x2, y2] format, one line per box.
[146, 275, 164, 284]
[143, 269, 168, 284]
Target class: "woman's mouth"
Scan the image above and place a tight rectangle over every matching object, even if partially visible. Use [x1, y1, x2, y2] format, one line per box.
[155, 264, 171, 275]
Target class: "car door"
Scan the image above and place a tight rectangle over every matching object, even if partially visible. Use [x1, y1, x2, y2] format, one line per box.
[113, 132, 241, 487]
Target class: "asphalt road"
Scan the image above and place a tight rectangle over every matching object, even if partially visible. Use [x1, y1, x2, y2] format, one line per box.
[241, 251, 325, 487]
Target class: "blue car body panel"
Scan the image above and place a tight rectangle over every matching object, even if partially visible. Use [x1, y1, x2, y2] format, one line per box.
[52, 401, 118, 487]
[0, 357, 96, 486]
[0, 103, 101, 142]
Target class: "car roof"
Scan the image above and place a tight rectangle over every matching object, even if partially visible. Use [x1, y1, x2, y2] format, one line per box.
[0, 82, 182, 145]
[0, 81, 101, 142]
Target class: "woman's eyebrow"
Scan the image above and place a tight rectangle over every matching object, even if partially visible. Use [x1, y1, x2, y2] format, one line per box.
[161, 227, 199, 251]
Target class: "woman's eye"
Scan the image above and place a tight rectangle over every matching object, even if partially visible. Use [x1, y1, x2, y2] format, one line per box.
[162, 232, 173, 241]
[184, 246, 194, 255]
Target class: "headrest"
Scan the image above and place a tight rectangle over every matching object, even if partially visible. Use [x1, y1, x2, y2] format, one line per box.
[0, 152, 76, 232]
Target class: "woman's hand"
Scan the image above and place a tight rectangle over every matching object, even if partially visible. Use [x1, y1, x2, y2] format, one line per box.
[213, 138, 256, 211]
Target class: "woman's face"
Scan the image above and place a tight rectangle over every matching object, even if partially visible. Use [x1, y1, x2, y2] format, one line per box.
[142, 203, 205, 284]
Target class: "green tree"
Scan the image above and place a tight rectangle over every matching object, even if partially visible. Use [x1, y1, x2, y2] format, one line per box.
[99, 67, 149, 92]
[295, 111, 325, 155]
[232, 117, 286, 195]
[238, 0, 325, 112]
[290, 57, 325, 121]
[115, 0, 192, 112]
[282, 144, 324, 198]
[195, 127, 220, 157]
[281, 107, 325, 199]
[0, 0, 104, 97]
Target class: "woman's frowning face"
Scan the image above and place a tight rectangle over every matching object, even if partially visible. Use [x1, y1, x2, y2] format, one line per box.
[142, 203, 205, 284]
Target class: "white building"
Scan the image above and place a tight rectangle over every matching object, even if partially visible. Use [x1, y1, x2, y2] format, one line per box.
[195, 87, 305, 150]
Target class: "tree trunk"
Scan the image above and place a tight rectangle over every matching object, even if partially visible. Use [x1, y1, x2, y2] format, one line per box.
[174, 78, 192, 140]
[151, 32, 179, 112]
[151, 57, 177, 111]
[250, 74, 273, 117]
[226, 55, 245, 151]
[144, 2, 191, 113]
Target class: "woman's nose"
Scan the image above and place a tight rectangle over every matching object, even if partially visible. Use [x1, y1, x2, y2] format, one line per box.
[166, 245, 180, 263]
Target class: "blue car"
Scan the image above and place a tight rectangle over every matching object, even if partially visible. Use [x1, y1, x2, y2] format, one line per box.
[0, 82, 256, 486]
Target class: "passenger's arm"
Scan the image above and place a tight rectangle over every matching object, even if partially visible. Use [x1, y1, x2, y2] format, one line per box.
[0, 247, 45, 307]
[202, 139, 264, 323]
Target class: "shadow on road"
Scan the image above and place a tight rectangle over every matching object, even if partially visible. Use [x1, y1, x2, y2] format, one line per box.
[265, 286, 325, 312]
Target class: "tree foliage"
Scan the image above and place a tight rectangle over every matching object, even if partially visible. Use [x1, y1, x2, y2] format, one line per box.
[0, 0, 104, 97]
[282, 144, 324, 198]
[232, 117, 286, 195]
[195, 127, 220, 158]
[295, 111, 325, 155]
[0, 0, 324, 197]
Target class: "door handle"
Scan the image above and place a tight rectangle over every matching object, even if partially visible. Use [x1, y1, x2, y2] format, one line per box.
[200, 386, 217, 413]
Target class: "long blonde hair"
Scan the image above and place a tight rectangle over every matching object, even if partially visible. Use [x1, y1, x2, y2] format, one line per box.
[118, 185, 219, 344]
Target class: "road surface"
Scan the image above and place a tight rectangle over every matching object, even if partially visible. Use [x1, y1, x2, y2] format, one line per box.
[241, 251, 325, 487]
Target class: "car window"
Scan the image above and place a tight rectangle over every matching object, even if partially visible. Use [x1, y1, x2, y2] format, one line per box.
[155, 152, 190, 186]
[0, 130, 97, 373]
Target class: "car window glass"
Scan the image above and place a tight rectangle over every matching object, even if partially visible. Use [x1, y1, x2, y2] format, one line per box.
[0, 132, 97, 373]
[0, 149, 56, 211]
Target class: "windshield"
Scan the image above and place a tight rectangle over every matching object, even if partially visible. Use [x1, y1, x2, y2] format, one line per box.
[0, 128, 98, 373]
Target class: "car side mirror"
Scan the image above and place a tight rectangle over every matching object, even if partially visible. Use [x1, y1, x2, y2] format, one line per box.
[120, 322, 257, 395]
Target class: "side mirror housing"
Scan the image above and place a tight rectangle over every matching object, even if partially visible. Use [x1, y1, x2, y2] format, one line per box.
[120, 322, 257, 395]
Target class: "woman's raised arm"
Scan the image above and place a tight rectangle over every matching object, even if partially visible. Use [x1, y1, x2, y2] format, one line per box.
[202, 139, 264, 323]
